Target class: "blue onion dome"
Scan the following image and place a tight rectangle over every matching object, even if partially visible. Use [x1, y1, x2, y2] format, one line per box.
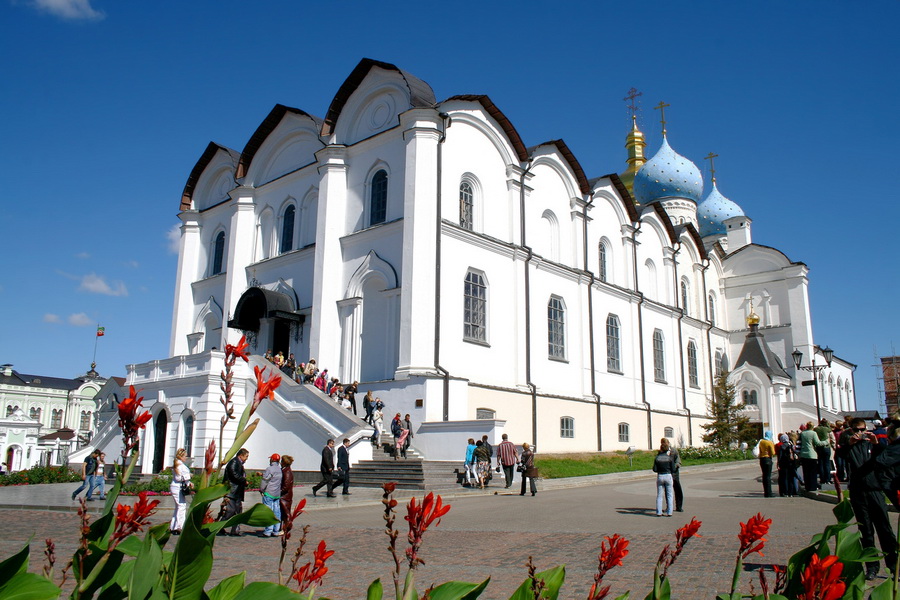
[697, 182, 745, 236]
[633, 136, 703, 205]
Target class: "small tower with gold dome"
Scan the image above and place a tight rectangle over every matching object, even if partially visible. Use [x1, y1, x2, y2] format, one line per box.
[619, 88, 646, 199]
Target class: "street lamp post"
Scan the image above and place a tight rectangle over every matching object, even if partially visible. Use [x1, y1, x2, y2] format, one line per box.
[791, 346, 834, 422]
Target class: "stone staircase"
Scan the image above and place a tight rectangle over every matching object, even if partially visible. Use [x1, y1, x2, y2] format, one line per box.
[351, 443, 467, 490]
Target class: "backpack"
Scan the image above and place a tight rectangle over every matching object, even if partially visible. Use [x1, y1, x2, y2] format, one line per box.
[752, 440, 761, 458]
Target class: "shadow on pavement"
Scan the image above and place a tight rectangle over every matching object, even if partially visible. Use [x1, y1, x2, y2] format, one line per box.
[615, 507, 658, 516]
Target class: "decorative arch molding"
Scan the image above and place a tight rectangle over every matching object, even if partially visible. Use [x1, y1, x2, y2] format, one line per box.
[193, 296, 224, 333]
[530, 155, 580, 201]
[345, 251, 398, 298]
[440, 95, 529, 162]
[267, 278, 300, 310]
[592, 189, 632, 229]
[180, 142, 240, 211]
[237, 105, 324, 181]
[444, 112, 517, 166]
[531, 139, 591, 195]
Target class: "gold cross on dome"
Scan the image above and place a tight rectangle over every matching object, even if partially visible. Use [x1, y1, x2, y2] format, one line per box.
[704, 152, 719, 183]
[624, 87, 642, 121]
[653, 101, 670, 134]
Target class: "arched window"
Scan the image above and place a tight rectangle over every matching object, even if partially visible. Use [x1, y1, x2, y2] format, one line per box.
[606, 314, 621, 372]
[836, 380, 843, 411]
[714, 350, 723, 378]
[618, 422, 630, 443]
[687, 341, 699, 387]
[644, 259, 657, 299]
[708, 293, 717, 327]
[653, 329, 666, 382]
[463, 271, 487, 342]
[742, 390, 758, 405]
[598, 241, 608, 283]
[370, 169, 388, 225]
[548, 296, 566, 359]
[79, 411, 91, 431]
[560, 416, 574, 438]
[280, 205, 295, 254]
[5, 405, 17, 417]
[211, 231, 225, 276]
[51, 409, 62, 428]
[541, 210, 560, 262]
[29, 407, 41, 421]
[183, 414, 194, 456]
[664, 426, 674, 438]
[680, 281, 690, 316]
[720, 353, 729, 373]
[459, 181, 474, 230]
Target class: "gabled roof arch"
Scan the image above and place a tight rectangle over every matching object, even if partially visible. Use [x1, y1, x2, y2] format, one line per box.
[591, 173, 640, 223]
[725, 243, 805, 267]
[675, 222, 709, 262]
[529, 139, 590, 195]
[443, 94, 529, 163]
[643, 202, 679, 246]
[237, 104, 324, 180]
[180, 142, 239, 211]
[321, 58, 436, 137]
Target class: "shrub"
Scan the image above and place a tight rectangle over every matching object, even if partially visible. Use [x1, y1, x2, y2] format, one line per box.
[0, 465, 81, 486]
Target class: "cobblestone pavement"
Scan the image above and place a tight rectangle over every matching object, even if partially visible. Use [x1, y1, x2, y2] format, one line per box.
[0, 465, 874, 599]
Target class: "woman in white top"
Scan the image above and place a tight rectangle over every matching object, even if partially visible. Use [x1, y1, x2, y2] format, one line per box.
[372, 408, 384, 448]
[169, 448, 192, 534]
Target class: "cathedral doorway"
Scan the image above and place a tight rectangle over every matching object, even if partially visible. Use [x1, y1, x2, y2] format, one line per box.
[152, 412, 167, 473]
[228, 286, 302, 357]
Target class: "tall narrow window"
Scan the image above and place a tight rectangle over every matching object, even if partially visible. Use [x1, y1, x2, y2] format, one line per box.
[653, 329, 666, 382]
[714, 350, 723, 378]
[606, 314, 621, 372]
[51, 409, 62, 428]
[720, 353, 729, 373]
[80, 411, 91, 431]
[280, 205, 295, 254]
[618, 422, 630, 443]
[211, 231, 225, 276]
[370, 169, 388, 225]
[459, 181, 474, 230]
[5, 405, 17, 417]
[708, 293, 717, 327]
[742, 390, 758, 405]
[560, 417, 574, 438]
[463, 271, 487, 342]
[687, 341, 699, 387]
[598, 242, 608, 282]
[548, 296, 566, 359]
[29, 407, 41, 421]
[680, 281, 689, 316]
[183, 414, 194, 456]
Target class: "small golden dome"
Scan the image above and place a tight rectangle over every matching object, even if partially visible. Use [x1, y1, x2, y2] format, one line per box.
[747, 311, 760, 326]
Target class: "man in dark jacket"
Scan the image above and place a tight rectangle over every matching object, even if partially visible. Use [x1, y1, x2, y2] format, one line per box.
[844, 418, 897, 580]
[311, 439, 337, 498]
[336, 438, 351, 495]
[221, 448, 249, 536]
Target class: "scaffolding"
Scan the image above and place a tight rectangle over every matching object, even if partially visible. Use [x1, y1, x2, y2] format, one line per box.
[874, 345, 900, 419]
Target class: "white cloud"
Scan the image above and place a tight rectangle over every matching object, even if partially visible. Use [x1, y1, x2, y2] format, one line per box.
[166, 224, 181, 254]
[79, 273, 128, 297]
[68, 312, 93, 326]
[43, 313, 62, 323]
[29, 0, 105, 21]
[75, 251, 91, 259]
[124, 260, 139, 269]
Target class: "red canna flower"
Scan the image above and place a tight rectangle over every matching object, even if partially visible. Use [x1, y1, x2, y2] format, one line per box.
[798, 554, 845, 600]
[738, 513, 772, 559]
[224, 336, 250, 364]
[405, 492, 451, 568]
[659, 517, 702, 578]
[587, 534, 630, 600]
[204, 440, 216, 476]
[202, 508, 215, 525]
[282, 499, 307, 543]
[111, 491, 160, 544]
[118, 386, 152, 458]
[292, 539, 334, 593]
[250, 366, 281, 415]
[383, 482, 397, 494]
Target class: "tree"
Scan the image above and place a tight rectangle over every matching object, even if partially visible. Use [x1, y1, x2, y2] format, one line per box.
[701, 372, 757, 448]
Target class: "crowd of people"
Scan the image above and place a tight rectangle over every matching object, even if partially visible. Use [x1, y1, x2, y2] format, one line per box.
[458, 434, 539, 496]
[262, 351, 361, 415]
[752, 416, 900, 580]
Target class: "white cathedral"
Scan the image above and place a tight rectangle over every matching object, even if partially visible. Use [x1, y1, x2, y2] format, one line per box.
[85, 59, 857, 472]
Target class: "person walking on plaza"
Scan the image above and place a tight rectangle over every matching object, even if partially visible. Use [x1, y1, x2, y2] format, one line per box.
[464, 438, 477, 486]
[814, 418, 835, 485]
[90, 452, 107, 500]
[337, 438, 351, 495]
[670, 444, 684, 511]
[777, 433, 799, 497]
[169, 448, 192, 534]
[72, 449, 100, 501]
[757, 431, 777, 498]
[279, 455, 294, 531]
[496, 434, 518, 488]
[653, 438, 675, 516]
[221, 448, 249, 536]
[311, 439, 337, 498]
[519, 442, 538, 496]
[799, 422, 827, 491]
[260, 453, 283, 537]
[473, 439, 491, 488]
[843, 417, 898, 580]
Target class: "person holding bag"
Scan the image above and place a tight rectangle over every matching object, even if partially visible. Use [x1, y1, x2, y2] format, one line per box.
[519, 442, 538, 496]
[169, 448, 192, 534]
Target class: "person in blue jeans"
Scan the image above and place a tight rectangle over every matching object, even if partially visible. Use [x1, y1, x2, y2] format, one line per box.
[72, 450, 100, 501]
[260, 453, 283, 537]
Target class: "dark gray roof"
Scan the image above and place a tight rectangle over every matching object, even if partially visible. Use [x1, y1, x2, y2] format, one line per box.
[734, 326, 791, 381]
[0, 370, 82, 391]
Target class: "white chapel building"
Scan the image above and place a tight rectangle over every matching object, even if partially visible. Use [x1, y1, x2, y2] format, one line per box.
[87, 59, 856, 472]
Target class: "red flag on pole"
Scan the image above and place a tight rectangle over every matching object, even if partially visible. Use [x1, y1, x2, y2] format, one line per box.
[96, 326, 105, 337]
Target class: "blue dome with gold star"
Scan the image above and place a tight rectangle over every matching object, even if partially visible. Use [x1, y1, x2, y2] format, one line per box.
[633, 136, 703, 205]
[697, 182, 744, 236]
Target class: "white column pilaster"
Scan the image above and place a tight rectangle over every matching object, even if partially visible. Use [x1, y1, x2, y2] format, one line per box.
[169, 212, 200, 356]
[222, 188, 257, 349]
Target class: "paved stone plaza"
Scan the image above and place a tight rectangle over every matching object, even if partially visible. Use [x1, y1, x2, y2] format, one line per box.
[0, 464, 866, 598]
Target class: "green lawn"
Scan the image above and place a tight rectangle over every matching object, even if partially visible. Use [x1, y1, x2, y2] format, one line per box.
[534, 447, 752, 479]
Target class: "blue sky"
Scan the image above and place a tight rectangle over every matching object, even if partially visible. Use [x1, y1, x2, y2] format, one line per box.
[2, 1, 897, 411]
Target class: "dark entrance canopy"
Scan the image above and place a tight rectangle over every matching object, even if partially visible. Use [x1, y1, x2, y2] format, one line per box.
[228, 287, 303, 332]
